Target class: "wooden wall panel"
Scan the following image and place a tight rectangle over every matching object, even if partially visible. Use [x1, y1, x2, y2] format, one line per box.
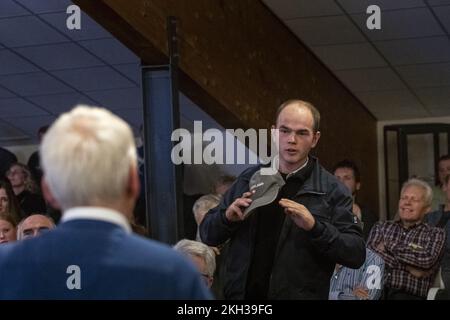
[75, 0, 379, 214]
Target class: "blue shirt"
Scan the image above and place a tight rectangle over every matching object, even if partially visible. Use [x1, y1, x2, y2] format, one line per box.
[329, 248, 385, 300]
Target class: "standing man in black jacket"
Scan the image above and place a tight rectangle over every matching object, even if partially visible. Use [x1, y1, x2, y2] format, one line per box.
[200, 99, 365, 299]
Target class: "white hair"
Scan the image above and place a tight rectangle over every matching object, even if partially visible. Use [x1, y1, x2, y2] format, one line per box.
[40, 105, 137, 209]
[401, 178, 433, 208]
[173, 239, 216, 277]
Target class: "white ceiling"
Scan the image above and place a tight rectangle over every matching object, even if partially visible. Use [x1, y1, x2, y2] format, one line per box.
[0, 0, 216, 146]
[1, 0, 449, 145]
[262, 0, 450, 120]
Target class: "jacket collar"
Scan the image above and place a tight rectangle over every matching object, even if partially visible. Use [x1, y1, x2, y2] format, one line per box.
[285, 157, 309, 180]
[290, 156, 327, 195]
[61, 207, 132, 233]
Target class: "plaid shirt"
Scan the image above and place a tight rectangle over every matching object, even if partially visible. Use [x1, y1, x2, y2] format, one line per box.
[367, 220, 446, 298]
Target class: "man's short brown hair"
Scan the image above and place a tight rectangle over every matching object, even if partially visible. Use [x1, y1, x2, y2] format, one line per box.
[275, 99, 320, 133]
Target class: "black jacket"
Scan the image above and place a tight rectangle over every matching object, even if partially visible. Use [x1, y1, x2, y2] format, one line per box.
[200, 157, 365, 299]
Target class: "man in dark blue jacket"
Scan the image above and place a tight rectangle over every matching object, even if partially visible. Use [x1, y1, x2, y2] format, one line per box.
[200, 99, 365, 299]
[0, 106, 211, 300]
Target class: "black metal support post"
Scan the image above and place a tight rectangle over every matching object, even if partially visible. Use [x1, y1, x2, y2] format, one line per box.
[140, 17, 184, 244]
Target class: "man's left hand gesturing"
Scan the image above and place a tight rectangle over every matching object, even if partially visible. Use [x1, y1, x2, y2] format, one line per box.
[279, 198, 316, 231]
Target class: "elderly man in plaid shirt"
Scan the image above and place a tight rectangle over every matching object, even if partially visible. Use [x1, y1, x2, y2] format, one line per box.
[368, 178, 446, 300]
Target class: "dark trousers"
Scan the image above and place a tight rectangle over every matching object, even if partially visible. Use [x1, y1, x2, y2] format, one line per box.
[435, 269, 450, 300]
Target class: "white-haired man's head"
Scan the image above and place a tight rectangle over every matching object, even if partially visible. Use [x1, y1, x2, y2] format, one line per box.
[173, 239, 216, 288]
[398, 178, 432, 227]
[40, 106, 139, 216]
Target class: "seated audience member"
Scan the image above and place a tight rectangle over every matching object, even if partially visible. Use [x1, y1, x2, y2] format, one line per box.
[0, 105, 211, 299]
[193, 194, 221, 241]
[0, 179, 21, 223]
[431, 155, 450, 211]
[6, 163, 46, 218]
[193, 194, 228, 299]
[368, 178, 446, 300]
[0, 214, 17, 244]
[329, 247, 384, 300]
[427, 174, 450, 293]
[174, 239, 216, 289]
[17, 214, 55, 240]
[333, 159, 378, 240]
